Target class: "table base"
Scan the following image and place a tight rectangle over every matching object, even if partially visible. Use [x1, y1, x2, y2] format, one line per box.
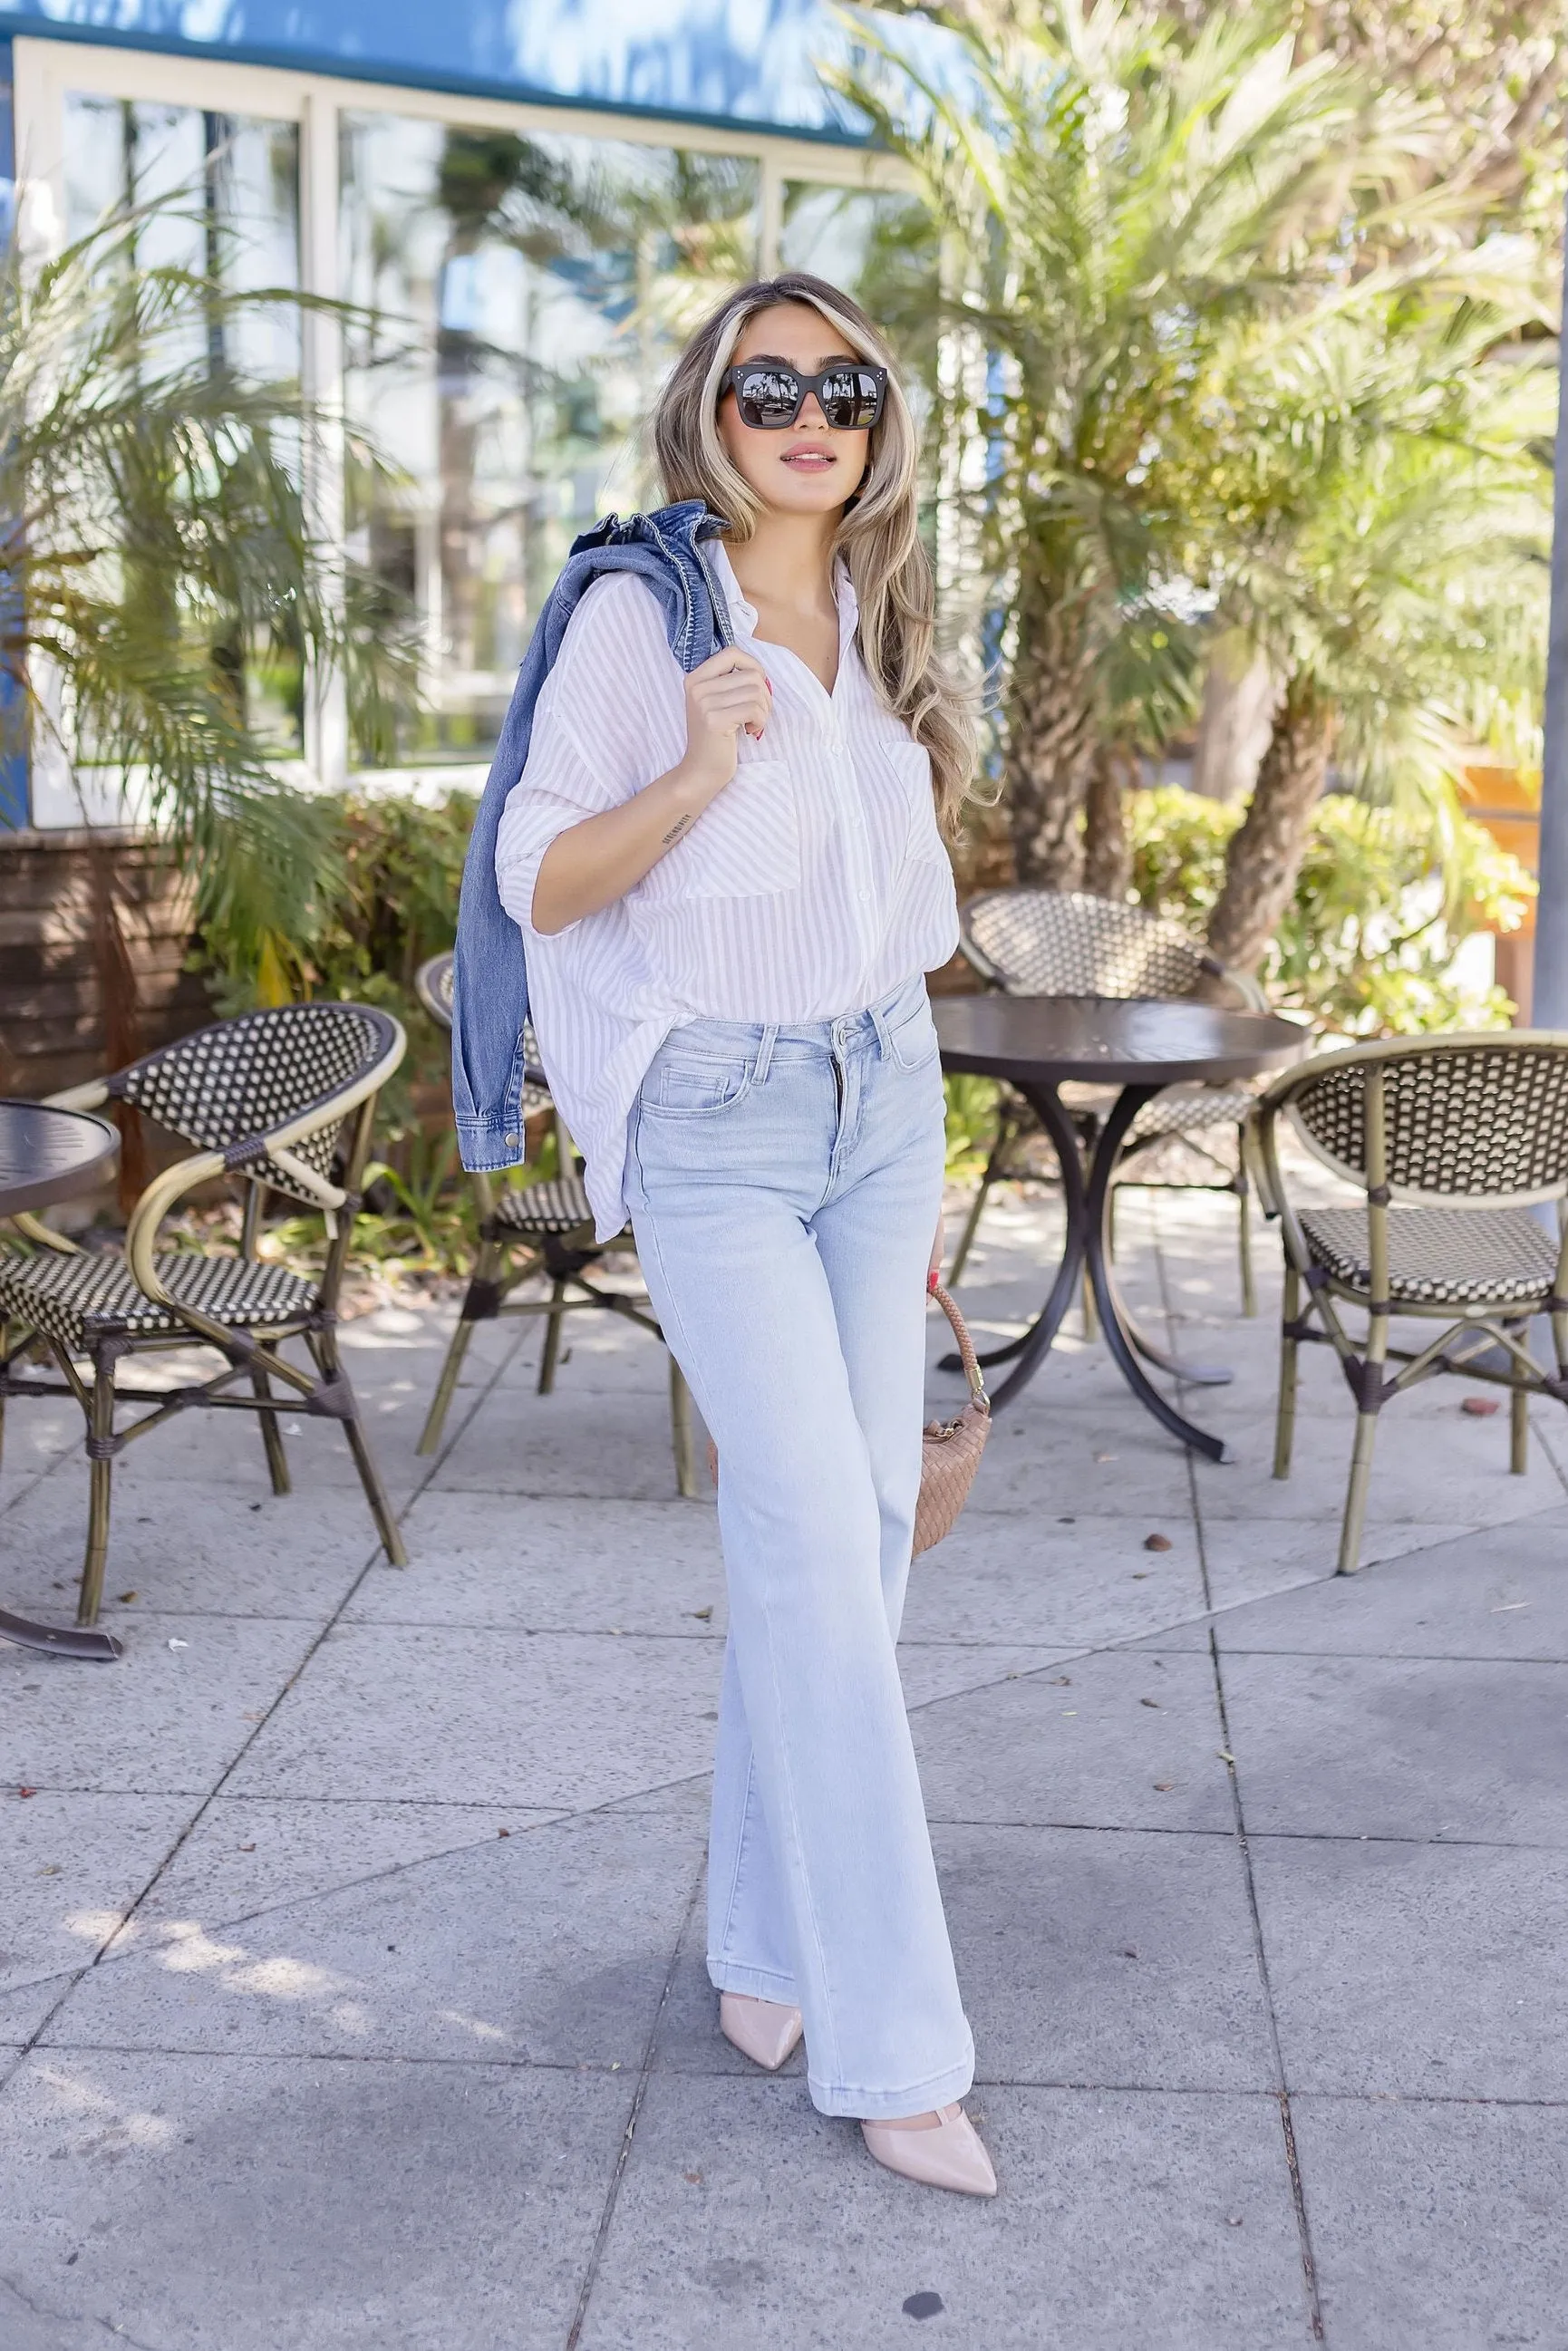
[944, 1082, 1232, 1462]
[0, 1608, 123, 1661]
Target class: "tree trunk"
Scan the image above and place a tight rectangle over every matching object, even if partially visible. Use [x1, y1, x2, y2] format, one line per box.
[1004, 585, 1099, 889]
[1081, 740, 1134, 900]
[1205, 674, 1336, 975]
[1190, 629, 1279, 803]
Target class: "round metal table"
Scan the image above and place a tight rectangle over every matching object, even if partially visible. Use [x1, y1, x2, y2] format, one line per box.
[934, 996, 1304, 1460]
[0, 1099, 124, 1659]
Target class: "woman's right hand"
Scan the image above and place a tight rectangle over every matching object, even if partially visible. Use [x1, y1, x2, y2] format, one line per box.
[679, 647, 772, 795]
[529, 647, 770, 935]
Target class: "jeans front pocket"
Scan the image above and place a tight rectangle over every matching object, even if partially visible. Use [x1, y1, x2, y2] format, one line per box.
[641, 1047, 754, 1118]
[886, 992, 939, 1074]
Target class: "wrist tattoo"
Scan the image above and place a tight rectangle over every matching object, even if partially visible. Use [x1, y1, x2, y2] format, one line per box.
[661, 812, 694, 847]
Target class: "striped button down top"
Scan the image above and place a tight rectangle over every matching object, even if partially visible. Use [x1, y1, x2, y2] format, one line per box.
[494, 544, 959, 1238]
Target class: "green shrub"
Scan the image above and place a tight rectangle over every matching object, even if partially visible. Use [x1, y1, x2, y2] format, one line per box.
[1129, 787, 1534, 1036]
[201, 789, 477, 1140]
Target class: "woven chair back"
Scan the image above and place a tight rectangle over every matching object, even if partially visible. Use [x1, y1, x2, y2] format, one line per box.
[112, 1002, 402, 1206]
[1288, 1038, 1568, 1204]
[415, 952, 455, 1030]
[416, 949, 552, 1114]
[963, 889, 1216, 1001]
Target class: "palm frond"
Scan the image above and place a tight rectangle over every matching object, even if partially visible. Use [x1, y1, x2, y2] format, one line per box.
[0, 201, 421, 956]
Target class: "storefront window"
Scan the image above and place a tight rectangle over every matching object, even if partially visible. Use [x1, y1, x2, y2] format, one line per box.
[339, 116, 759, 765]
[64, 94, 301, 384]
[63, 94, 304, 750]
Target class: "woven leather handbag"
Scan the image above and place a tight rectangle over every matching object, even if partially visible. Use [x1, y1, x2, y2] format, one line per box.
[915, 1278, 992, 1554]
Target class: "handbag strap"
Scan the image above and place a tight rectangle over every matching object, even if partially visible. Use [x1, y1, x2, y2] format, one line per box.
[929, 1277, 990, 1410]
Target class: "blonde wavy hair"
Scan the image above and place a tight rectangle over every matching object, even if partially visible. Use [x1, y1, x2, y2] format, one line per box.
[652, 272, 975, 835]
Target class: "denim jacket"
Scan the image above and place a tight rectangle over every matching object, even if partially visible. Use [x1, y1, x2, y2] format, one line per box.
[450, 500, 734, 1172]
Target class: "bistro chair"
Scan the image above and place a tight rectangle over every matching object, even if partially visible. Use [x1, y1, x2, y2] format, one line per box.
[1257, 1032, 1568, 1574]
[413, 953, 698, 1495]
[0, 1002, 409, 1626]
[952, 888, 1269, 1309]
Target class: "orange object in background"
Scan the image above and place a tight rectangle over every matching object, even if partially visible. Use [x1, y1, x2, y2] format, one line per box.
[1458, 766, 1541, 1021]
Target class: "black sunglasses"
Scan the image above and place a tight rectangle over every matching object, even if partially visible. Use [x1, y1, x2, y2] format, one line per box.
[721, 362, 888, 432]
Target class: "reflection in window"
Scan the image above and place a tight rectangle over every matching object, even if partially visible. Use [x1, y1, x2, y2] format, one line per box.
[63, 94, 304, 750]
[340, 118, 758, 765]
[64, 95, 301, 388]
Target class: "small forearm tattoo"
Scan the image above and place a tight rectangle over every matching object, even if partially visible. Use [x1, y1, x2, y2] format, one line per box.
[661, 812, 694, 847]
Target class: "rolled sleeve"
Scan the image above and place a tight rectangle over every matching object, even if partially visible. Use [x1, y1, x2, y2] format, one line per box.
[496, 745, 609, 942]
[494, 573, 685, 940]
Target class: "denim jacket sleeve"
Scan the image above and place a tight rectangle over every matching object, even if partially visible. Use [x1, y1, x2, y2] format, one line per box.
[450, 503, 731, 1173]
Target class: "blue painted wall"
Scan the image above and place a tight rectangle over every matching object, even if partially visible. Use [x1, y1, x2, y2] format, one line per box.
[2, 0, 878, 140]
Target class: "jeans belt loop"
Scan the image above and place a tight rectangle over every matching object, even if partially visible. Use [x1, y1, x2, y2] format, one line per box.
[753, 1025, 779, 1085]
[868, 998, 895, 1060]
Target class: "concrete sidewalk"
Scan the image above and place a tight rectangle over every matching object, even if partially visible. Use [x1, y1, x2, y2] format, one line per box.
[2, 1182, 1565, 2349]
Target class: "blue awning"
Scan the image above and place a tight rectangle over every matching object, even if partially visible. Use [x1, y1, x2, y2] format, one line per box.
[4, 0, 912, 142]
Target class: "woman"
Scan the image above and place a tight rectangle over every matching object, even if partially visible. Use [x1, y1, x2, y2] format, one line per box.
[494, 272, 994, 2197]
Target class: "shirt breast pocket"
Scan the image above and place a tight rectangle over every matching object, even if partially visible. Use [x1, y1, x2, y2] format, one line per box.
[644, 759, 802, 902]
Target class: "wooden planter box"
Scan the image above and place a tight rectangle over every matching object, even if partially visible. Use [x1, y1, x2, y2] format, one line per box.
[0, 827, 213, 1101]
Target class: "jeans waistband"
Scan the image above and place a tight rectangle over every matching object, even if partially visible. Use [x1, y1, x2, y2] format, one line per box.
[669, 978, 927, 1075]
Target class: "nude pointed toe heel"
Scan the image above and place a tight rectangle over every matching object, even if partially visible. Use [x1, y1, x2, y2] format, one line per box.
[861, 2104, 998, 2198]
[719, 1992, 804, 2071]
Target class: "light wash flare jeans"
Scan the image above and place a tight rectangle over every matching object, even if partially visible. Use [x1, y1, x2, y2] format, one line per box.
[624, 975, 974, 2120]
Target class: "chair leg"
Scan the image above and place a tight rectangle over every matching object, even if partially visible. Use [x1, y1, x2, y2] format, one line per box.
[1273, 1266, 1300, 1480]
[1235, 1132, 1256, 1319]
[308, 1329, 408, 1568]
[78, 1349, 117, 1628]
[418, 1239, 506, 1456]
[252, 1366, 292, 1495]
[1509, 1329, 1529, 1474]
[1338, 1403, 1380, 1575]
[537, 1281, 569, 1395]
[946, 1156, 999, 1289]
[669, 1358, 699, 1499]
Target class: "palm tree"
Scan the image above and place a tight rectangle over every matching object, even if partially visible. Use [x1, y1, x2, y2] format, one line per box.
[0, 201, 414, 993]
[1191, 264, 1553, 972]
[841, 0, 1432, 886]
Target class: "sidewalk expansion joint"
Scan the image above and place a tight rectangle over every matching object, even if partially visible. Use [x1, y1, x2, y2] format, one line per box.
[565, 1862, 703, 2351]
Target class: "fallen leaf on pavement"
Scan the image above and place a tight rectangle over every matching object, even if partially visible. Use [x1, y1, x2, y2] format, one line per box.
[1143, 1533, 1172, 1552]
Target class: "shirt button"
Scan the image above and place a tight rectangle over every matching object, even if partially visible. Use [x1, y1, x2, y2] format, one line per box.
[857, 890, 870, 903]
